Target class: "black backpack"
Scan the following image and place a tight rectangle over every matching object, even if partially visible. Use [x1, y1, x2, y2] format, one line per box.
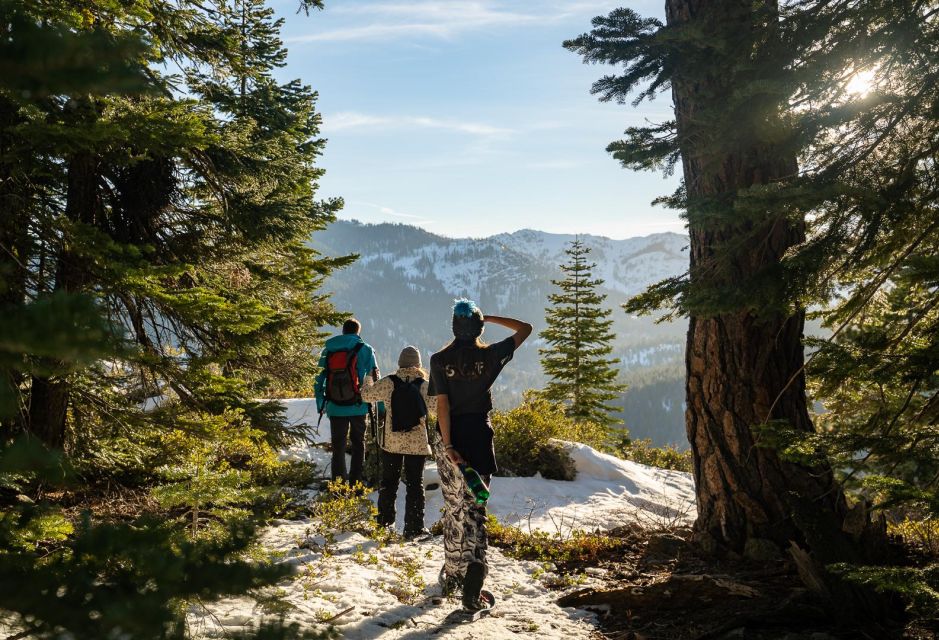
[389, 375, 427, 432]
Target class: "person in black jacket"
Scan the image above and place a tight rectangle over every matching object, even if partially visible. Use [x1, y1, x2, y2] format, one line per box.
[429, 299, 532, 611]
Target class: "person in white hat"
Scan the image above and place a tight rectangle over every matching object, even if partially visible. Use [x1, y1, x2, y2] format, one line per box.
[361, 345, 436, 539]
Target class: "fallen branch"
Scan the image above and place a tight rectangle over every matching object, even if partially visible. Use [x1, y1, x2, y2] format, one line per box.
[320, 606, 354, 623]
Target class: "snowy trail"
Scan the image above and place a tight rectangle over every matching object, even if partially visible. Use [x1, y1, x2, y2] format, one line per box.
[189, 399, 696, 638]
[191, 521, 599, 639]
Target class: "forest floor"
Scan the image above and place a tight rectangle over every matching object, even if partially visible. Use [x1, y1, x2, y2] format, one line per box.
[564, 533, 939, 640]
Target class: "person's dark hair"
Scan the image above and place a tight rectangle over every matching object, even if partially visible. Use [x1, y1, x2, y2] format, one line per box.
[342, 318, 361, 335]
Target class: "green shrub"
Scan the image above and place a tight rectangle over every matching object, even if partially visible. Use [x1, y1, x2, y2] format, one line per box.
[307, 480, 393, 549]
[491, 391, 612, 479]
[0, 438, 303, 640]
[616, 436, 693, 473]
[487, 515, 627, 564]
[152, 456, 267, 541]
[889, 516, 939, 557]
[369, 552, 426, 604]
[256, 460, 322, 489]
[830, 563, 939, 619]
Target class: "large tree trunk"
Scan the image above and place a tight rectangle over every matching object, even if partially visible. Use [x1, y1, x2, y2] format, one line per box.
[666, 0, 877, 562]
[27, 148, 99, 449]
[0, 95, 30, 436]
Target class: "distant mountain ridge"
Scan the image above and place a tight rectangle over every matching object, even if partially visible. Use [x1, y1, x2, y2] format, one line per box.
[310, 220, 689, 447]
[491, 228, 688, 297]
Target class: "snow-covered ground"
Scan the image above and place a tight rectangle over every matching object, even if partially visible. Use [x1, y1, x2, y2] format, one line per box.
[279, 399, 695, 534]
[190, 399, 696, 639]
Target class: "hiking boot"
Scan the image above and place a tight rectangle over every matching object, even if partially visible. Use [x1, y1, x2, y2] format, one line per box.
[463, 589, 495, 612]
[461, 561, 487, 610]
[403, 527, 433, 541]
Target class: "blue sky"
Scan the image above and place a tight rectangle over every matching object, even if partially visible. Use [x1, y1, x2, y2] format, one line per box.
[271, 0, 683, 239]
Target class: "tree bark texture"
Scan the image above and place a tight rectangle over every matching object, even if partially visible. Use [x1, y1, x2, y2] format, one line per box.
[666, 0, 862, 560]
[28, 149, 99, 449]
[0, 95, 31, 435]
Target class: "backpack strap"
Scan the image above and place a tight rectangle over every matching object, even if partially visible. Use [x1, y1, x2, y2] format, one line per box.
[350, 342, 366, 403]
[389, 374, 402, 388]
[350, 341, 365, 358]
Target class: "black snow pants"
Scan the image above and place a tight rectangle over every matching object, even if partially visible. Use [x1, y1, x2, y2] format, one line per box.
[377, 450, 426, 536]
[329, 415, 366, 486]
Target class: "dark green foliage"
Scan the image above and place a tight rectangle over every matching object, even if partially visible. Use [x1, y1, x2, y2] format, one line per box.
[0, 0, 349, 636]
[540, 240, 625, 426]
[491, 391, 611, 479]
[566, 0, 938, 619]
[0, 0, 153, 97]
[1, 517, 284, 638]
[616, 436, 693, 473]
[0, 0, 351, 458]
[0, 437, 328, 639]
[829, 563, 939, 620]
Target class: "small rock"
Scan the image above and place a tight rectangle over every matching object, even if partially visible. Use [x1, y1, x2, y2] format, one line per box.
[646, 533, 687, 556]
[743, 537, 782, 563]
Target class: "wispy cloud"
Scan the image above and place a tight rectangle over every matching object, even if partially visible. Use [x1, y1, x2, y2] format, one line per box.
[327, 111, 513, 137]
[286, 0, 621, 44]
[288, 23, 450, 43]
[525, 160, 580, 170]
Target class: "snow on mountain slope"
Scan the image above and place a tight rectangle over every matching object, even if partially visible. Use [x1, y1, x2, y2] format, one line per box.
[314, 220, 687, 307]
[492, 228, 688, 296]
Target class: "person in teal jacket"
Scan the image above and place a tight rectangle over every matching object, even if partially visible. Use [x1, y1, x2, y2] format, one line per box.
[314, 318, 380, 485]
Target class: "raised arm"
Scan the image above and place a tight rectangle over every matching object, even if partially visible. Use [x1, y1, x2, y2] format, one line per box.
[483, 315, 532, 349]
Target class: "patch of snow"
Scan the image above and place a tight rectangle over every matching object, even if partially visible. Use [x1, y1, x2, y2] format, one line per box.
[191, 523, 598, 639]
[276, 400, 696, 532]
[190, 399, 697, 638]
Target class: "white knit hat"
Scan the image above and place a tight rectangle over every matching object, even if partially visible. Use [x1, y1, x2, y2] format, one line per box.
[398, 345, 422, 368]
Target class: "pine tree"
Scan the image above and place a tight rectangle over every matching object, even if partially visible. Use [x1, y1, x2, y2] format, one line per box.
[564, 3, 885, 565]
[0, 0, 352, 458]
[0, 1, 343, 636]
[540, 239, 624, 426]
[565, 0, 937, 620]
